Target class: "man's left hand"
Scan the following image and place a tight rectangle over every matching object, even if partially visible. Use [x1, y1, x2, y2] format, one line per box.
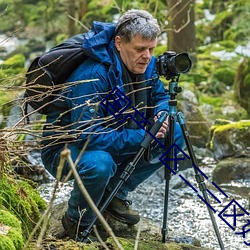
[154, 112, 169, 139]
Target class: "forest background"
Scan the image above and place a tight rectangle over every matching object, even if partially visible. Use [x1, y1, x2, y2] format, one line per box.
[0, 0, 250, 125]
[0, 0, 250, 249]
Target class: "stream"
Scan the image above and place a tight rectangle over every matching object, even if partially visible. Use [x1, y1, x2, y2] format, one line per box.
[38, 156, 250, 250]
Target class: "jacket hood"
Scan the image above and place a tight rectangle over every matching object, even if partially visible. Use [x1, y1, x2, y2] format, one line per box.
[82, 21, 116, 65]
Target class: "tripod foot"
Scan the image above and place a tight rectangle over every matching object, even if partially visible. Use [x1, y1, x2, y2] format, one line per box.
[161, 227, 168, 243]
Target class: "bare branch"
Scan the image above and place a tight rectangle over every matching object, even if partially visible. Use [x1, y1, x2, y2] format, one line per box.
[62, 148, 124, 250]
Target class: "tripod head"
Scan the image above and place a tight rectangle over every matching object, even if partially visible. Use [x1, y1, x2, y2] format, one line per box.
[168, 76, 182, 100]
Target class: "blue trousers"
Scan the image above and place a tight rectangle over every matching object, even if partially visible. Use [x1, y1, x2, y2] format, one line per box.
[41, 123, 185, 226]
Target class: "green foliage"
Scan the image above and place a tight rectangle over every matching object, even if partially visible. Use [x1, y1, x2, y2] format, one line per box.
[234, 57, 250, 115]
[192, 40, 241, 95]
[1, 54, 25, 69]
[213, 67, 235, 86]
[199, 95, 224, 107]
[0, 54, 26, 83]
[55, 33, 69, 45]
[196, 0, 250, 47]
[154, 44, 167, 57]
[199, 91, 248, 121]
[209, 10, 234, 42]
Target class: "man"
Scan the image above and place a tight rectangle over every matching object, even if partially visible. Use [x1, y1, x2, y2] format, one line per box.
[41, 9, 185, 241]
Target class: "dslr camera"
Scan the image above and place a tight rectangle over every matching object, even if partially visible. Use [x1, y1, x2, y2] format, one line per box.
[156, 51, 192, 79]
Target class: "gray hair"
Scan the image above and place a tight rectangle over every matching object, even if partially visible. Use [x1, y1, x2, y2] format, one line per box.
[115, 9, 160, 43]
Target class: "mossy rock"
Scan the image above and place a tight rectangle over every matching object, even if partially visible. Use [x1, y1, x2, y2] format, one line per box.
[28, 237, 210, 250]
[209, 120, 250, 160]
[106, 237, 210, 250]
[0, 209, 24, 250]
[43, 202, 211, 250]
[0, 174, 47, 239]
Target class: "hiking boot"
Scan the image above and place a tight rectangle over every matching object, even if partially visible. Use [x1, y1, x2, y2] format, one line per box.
[105, 196, 140, 225]
[61, 213, 97, 243]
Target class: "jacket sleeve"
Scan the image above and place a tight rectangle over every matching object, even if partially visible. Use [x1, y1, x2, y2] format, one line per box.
[65, 61, 146, 156]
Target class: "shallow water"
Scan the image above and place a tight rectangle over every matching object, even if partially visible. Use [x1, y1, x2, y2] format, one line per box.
[38, 157, 250, 250]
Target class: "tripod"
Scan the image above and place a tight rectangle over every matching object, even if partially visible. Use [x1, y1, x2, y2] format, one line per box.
[161, 77, 225, 249]
[82, 77, 225, 249]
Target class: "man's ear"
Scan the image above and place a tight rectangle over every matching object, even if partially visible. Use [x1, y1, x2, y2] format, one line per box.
[115, 36, 122, 51]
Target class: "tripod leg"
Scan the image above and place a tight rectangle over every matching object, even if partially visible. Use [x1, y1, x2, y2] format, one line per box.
[162, 169, 171, 243]
[177, 112, 225, 250]
[162, 114, 175, 243]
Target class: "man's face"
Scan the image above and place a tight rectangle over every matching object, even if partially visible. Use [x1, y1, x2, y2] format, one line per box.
[115, 35, 157, 74]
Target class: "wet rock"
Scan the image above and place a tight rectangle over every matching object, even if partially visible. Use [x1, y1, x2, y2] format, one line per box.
[179, 100, 211, 148]
[45, 201, 211, 250]
[12, 150, 51, 183]
[212, 157, 250, 184]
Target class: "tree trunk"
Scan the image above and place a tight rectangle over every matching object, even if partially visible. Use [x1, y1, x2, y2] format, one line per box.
[167, 0, 196, 62]
[67, 0, 77, 36]
[78, 0, 88, 20]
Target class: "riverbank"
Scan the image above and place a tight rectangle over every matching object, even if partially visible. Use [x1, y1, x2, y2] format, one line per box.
[38, 156, 250, 250]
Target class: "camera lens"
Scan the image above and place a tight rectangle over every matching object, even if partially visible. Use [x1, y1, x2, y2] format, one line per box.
[174, 53, 192, 73]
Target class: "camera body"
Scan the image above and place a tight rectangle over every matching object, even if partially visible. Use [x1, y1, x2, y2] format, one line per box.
[156, 51, 192, 79]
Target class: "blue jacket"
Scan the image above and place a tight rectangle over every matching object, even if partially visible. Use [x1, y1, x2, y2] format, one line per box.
[44, 21, 170, 156]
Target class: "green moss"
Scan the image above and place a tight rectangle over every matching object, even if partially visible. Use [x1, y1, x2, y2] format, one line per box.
[217, 40, 237, 51]
[199, 90, 248, 121]
[209, 120, 250, 150]
[1, 54, 25, 69]
[7, 228, 24, 249]
[0, 209, 21, 229]
[84, 243, 100, 250]
[213, 67, 235, 86]
[166, 242, 183, 250]
[0, 235, 16, 250]
[0, 54, 26, 87]
[0, 209, 24, 249]
[0, 175, 47, 239]
[199, 95, 224, 107]
[105, 237, 205, 250]
[213, 120, 250, 133]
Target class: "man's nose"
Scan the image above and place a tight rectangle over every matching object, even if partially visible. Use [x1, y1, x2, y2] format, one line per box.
[142, 49, 151, 59]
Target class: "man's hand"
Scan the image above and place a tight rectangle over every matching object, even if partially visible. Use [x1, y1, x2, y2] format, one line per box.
[154, 111, 169, 138]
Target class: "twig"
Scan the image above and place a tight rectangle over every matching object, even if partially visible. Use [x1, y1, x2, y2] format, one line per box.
[134, 220, 142, 250]
[68, 14, 89, 31]
[22, 154, 65, 249]
[61, 148, 124, 250]
[93, 225, 109, 250]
